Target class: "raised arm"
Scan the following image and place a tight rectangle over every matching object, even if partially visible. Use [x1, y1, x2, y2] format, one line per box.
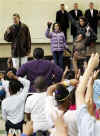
[47, 84, 57, 96]
[85, 76, 95, 117]
[47, 79, 77, 97]
[72, 51, 79, 75]
[45, 22, 52, 39]
[51, 111, 68, 136]
[22, 121, 33, 136]
[76, 53, 99, 108]
[7, 71, 30, 97]
[85, 70, 100, 117]
[61, 66, 69, 81]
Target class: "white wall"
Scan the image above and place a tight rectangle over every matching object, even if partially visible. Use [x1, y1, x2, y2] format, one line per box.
[0, 0, 100, 43]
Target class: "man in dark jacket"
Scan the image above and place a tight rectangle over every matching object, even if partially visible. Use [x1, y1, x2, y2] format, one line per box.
[69, 3, 83, 40]
[56, 4, 69, 40]
[85, 2, 98, 35]
[4, 13, 31, 69]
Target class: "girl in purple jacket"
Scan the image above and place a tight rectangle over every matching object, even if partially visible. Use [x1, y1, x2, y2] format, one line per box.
[45, 22, 69, 69]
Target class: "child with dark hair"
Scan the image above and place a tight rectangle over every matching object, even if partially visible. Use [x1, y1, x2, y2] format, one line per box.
[55, 84, 77, 111]
[61, 66, 78, 111]
[9, 79, 23, 95]
[1, 71, 30, 135]
[64, 70, 75, 80]
[34, 76, 48, 93]
[0, 58, 17, 98]
[55, 84, 70, 108]
[45, 22, 70, 69]
[47, 83, 78, 136]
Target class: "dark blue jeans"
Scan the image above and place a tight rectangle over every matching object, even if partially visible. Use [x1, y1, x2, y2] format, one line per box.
[53, 51, 64, 69]
[0, 90, 5, 100]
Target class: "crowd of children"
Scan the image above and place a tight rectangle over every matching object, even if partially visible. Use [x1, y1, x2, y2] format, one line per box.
[0, 47, 100, 136]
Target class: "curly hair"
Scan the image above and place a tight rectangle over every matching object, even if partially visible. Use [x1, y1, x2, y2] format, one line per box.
[9, 79, 23, 94]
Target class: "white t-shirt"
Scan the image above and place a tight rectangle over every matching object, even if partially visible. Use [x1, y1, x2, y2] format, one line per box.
[64, 110, 78, 136]
[25, 92, 53, 132]
[2, 77, 30, 124]
[76, 104, 100, 136]
[47, 96, 78, 136]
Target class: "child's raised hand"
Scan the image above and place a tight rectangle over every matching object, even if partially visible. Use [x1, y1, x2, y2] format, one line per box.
[88, 53, 99, 70]
[23, 121, 33, 136]
[93, 70, 100, 80]
[51, 111, 68, 136]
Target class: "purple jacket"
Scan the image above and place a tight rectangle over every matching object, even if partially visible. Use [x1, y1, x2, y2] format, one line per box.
[17, 59, 63, 92]
[45, 28, 67, 52]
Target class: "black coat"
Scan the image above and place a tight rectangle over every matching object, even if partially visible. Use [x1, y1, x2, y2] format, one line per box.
[69, 9, 83, 36]
[77, 25, 97, 42]
[56, 10, 69, 30]
[4, 22, 31, 57]
[85, 9, 98, 34]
